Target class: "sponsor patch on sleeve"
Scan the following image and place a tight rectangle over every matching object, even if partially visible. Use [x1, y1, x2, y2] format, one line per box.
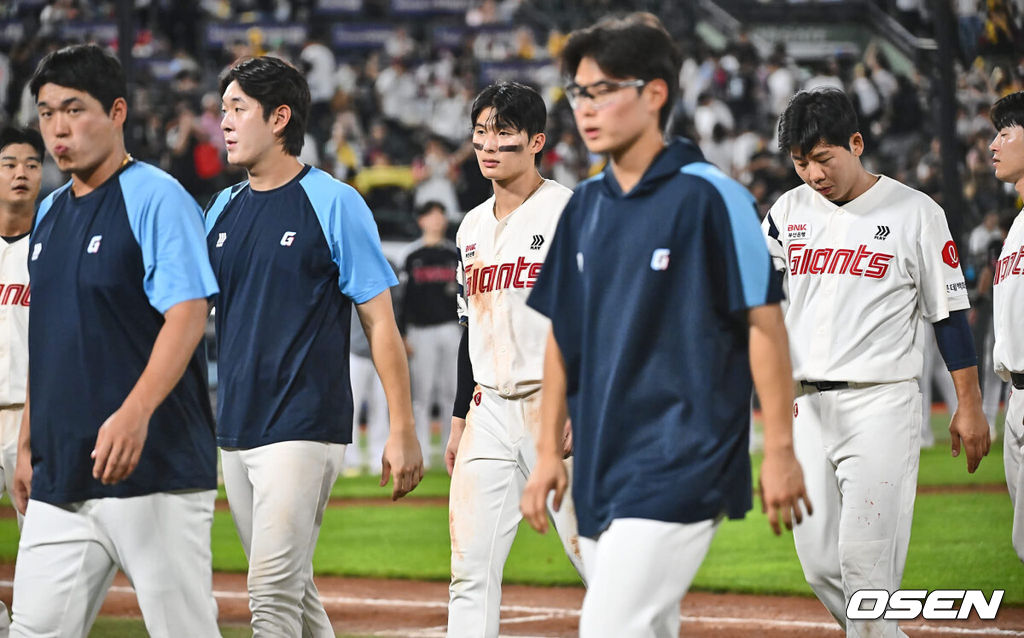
[942, 240, 960, 268]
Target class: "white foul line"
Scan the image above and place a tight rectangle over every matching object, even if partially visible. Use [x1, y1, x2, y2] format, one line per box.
[0, 580, 1019, 636]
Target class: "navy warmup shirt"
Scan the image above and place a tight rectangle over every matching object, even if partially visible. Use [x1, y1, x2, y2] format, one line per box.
[205, 165, 397, 448]
[28, 161, 219, 504]
[528, 138, 782, 538]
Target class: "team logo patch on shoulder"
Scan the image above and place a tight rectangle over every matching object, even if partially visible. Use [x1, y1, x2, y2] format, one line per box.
[650, 248, 671, 271]
[786, 223, 811, 240]
[464, 243, 476, 259]
[86, 235, 102, 254]
[942, 240, 960, 268]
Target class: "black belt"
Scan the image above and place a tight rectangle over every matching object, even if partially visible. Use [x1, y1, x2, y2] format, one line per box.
[1012, 373, 1024, 390]
[800, 380, 849, 392]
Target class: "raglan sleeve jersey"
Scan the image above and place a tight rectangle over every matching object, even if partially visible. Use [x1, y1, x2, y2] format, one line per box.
[205, 166, 397, 448]
[454, 180, 570, 398]
[762, 176, 969, 383]
[28, 162, 218, 504]
[992, 208, 1024, 380]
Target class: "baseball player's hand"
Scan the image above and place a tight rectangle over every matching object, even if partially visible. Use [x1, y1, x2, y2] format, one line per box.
[381, 428, 424, 501]
[13, 450, 32, 515]
[446, 417, 466, 476]
[561, 419, 573, 458]
[758, 446, 812, 536]
[949, 403, 991, 473]
[521, 453, 567, 533]
[92, 399, 150, 485]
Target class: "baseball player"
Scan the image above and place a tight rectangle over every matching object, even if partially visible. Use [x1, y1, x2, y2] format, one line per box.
[989, 90, 1024, 562]
[446, 81, 586, 638]
[206, 56, 422, 636]
[400, 201, 460, 470]
[521, 16, 809, 638]
[764, 88, 990, 636]
[0, 126, 42, 638]
[11, 44, 220, 637]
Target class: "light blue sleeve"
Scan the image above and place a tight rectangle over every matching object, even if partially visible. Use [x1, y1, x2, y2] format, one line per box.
[32, 181, 72, 233]
[299, 168, 399, 304]
[681, 162, 771, 309]
[119, 162, 219, 313]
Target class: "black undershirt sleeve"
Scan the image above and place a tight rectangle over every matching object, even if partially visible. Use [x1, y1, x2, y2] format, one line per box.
[452, 324, 475, 419]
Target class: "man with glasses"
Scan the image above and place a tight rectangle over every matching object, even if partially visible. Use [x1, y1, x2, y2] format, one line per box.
[446, 80, 586, 638]
[521, 15, 809, 637]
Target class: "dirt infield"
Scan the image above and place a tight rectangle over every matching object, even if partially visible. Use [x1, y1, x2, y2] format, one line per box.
[1, 564, 1022, 637]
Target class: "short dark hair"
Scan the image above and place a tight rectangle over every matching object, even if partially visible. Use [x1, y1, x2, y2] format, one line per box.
[470, 81, 547, 139]
[220, 56, 310, 156]
[415, 200, 446, 217]
[29, 44, 126, 112]
[778, 88, 859, 155]
[561, 15, 682, 131]
[0, 126, 44, 160]
[992, 91, 1024, 131]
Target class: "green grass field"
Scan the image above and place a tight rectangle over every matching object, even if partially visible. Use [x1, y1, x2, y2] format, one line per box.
[0, 410, 1017, 636]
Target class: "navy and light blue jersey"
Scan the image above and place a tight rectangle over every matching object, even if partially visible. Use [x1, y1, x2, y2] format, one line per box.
[206, 165, 397, 448]
[527, 138, 782, 538]
[28, 161, 219, 504]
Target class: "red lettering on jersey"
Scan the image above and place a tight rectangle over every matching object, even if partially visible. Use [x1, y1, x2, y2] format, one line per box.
[479, 265, 496, 292]
[527, 262, 542, 287]
[788, 224, 808, 231]
[465, 258, 544, 296]
[787, 243, 806, 273]
[788, 244, 892, 279]
[20, 284, 29, 306]
[865, 253, 894, 279]
[496, 262, 515, 290]
[0, 283, 25, 306]
[942, 240, 960, 268]
[1013, 248, 1024, 275]
[849, 245, 871, 276]
[827, 248, 855, 274]
[808, 248, 833, 274]
[412, 265, 456, 284]
[513, 257, 530, 288]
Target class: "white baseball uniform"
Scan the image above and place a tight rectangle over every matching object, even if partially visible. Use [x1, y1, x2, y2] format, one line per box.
[448, 179, 586, 637]
[0, 232, 29, 637]
[991, 206, 1024, 562]
[763, 175, 969, 637]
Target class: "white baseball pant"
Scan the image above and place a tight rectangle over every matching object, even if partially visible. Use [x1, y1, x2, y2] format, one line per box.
[221, 440, 345, 638]
[793, 379, 920, 638]
[578, 517, 719, 638]
[10, 491, 219, 638]
[447, 387, 586, 638]
[348, 353, 389, 474]
[407, 322, 460, 469]
[0, 407, 24, 638]
[1003, 387, 1024, 562]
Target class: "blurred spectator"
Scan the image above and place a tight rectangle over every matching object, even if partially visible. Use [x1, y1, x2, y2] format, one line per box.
[693, 92, 734, 143]
[413, 137, 461, 222]
[300, 35, 337, 143]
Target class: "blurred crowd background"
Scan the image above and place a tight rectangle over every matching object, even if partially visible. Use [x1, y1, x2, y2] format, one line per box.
[1, 0, 1023, 450]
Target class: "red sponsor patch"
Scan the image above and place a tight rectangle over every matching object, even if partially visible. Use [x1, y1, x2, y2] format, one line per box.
[942, 240, 960, 268]
[473, 392, 482, 406]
